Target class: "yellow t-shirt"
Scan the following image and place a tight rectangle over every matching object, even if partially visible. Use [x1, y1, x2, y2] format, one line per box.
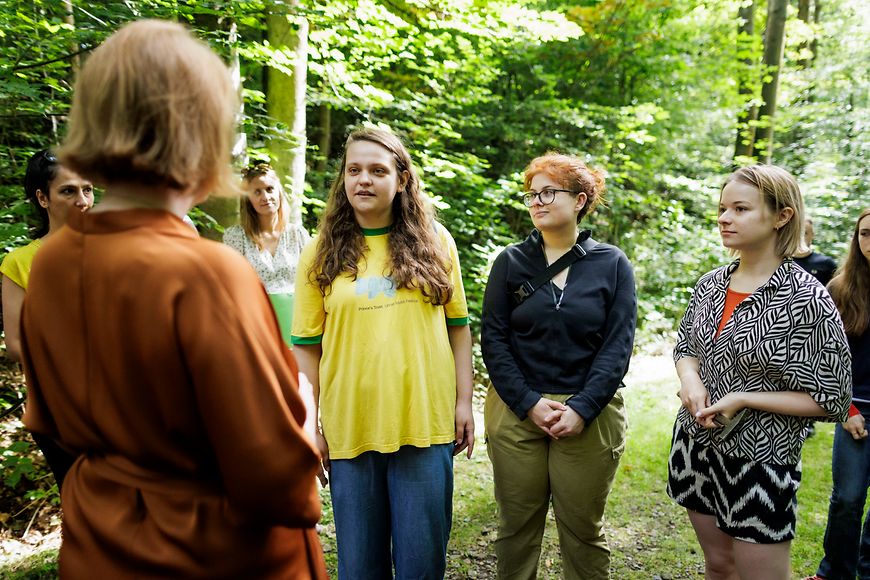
[291, 223, 469, 460]
[0, 239, 43, 289]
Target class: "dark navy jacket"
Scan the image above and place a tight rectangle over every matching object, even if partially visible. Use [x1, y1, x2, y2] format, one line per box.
[794, 251, 838, 286]
[481, 229, 636, 423]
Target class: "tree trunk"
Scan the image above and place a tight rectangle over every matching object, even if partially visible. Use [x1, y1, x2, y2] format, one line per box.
[810, 0, 822, 67]
[61, 0, 79, 74]
[197, 18, 243, 240]
[316, 104, 331, 186]
[754, 0, 788, 163]
[734, 0, 758, 161]
[267, 5, 308, 230]
[797, 0, 811, 69]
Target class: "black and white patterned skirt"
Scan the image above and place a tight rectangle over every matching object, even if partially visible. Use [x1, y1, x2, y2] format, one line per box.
[667, 421, 801, 544]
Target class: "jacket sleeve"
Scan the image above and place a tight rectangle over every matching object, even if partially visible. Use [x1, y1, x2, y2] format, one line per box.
[565, 251, 637, 424]
[20, 317, 61, 440]
[177, 251, 322, 527]
[481, 250, 541, 419]
[674, 279, 703, 363]
[782, 288, 852, 422]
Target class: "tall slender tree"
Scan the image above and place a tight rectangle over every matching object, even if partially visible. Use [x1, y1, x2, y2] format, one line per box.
[197, 17, 243, 239]
[734, 0, 759, 160]
[797, 0, 812, 68]
[810, 0, 823, 66]
[266, 4, 307, 229]
[61, 0, 79, 74]
[754, 0, 788, 162]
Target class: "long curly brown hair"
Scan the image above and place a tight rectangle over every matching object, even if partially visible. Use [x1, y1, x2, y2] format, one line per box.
[309, 127, 453, 305]
[828, 207, 870, 337]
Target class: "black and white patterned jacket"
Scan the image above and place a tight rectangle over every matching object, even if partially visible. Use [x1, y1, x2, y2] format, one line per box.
[674, 258, 852, 465]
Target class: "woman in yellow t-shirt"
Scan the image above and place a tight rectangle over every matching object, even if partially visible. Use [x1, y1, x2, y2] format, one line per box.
[1, 149, 94, 487]
[292, 127, 474, 579]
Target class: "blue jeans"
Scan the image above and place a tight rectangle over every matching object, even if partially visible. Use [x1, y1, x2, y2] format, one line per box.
[817, 424, 870, 580]
[330, 444, 453, 580]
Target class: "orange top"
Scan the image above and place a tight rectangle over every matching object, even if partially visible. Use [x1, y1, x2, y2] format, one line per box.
[716, 288, 751, 338]
[21, 209, 326, 579]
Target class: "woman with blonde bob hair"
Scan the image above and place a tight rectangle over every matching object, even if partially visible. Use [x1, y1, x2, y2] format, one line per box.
[224, 162, 310, 345]
[20, 19, 326, 578]
[668, 165, 851, 579]
[481, 152, 636, 579]
[292, 126, 474, 579]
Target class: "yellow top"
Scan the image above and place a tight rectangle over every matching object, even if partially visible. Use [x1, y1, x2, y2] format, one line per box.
[0, 238, 43, 289]
[291, 223, 469, 459]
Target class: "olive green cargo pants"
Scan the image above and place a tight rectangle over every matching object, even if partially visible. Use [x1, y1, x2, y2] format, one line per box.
[485, 386, 627, 580]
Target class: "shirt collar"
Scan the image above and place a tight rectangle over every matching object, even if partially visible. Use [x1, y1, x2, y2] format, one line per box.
[66, 208, 199, 239]
[715, 257, 794, 295]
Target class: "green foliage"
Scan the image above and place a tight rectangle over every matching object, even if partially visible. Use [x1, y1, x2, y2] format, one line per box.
[0, 367, 57, 506]
[2, 1, 863, 572]
[774, 0, 870, 253]
[2, 440, 35, 488]
[0, 547, 59, 579]
[0, 427, 58, 513]
[1, 0, 864, 346]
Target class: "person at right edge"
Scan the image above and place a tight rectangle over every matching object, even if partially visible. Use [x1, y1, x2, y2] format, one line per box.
[481, 152, 637, 579]
[806, 208, 870, 580]
[19, 20, 326, 578]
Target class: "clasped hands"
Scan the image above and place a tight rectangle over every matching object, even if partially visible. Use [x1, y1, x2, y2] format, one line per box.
[529, 397, 585, 439]
[677, 381, 743, 429]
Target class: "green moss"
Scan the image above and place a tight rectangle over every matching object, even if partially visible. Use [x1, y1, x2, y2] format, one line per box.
[1, 548, 58, 579]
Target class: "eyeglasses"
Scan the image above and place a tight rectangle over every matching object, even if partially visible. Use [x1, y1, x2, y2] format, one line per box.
[521, 188, 576, 207]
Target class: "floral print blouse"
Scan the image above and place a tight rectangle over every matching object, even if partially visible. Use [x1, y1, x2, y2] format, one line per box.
[223, 223, 310, 295]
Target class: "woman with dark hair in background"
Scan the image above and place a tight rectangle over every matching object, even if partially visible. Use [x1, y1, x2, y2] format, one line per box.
[1, 149, 93, 488]
[807, 208, 870, 580]
[2, 149, 94, 363]
[224, 163, 309, 345]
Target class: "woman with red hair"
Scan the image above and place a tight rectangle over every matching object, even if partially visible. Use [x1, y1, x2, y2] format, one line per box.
[481, 152, 637, 579]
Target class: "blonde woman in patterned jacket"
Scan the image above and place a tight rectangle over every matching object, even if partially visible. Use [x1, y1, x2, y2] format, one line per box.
[224, 163, 310, 345]
[667, 165, 852, 580]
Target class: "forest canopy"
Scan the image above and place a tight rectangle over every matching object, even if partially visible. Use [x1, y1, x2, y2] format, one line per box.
[1, 0, 868, 345]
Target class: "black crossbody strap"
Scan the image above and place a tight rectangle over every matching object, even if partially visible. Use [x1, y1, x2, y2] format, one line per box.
[513, 238, 596, 305]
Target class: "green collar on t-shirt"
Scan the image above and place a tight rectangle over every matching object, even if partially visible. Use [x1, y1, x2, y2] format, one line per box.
[361, 225, 392, 236]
